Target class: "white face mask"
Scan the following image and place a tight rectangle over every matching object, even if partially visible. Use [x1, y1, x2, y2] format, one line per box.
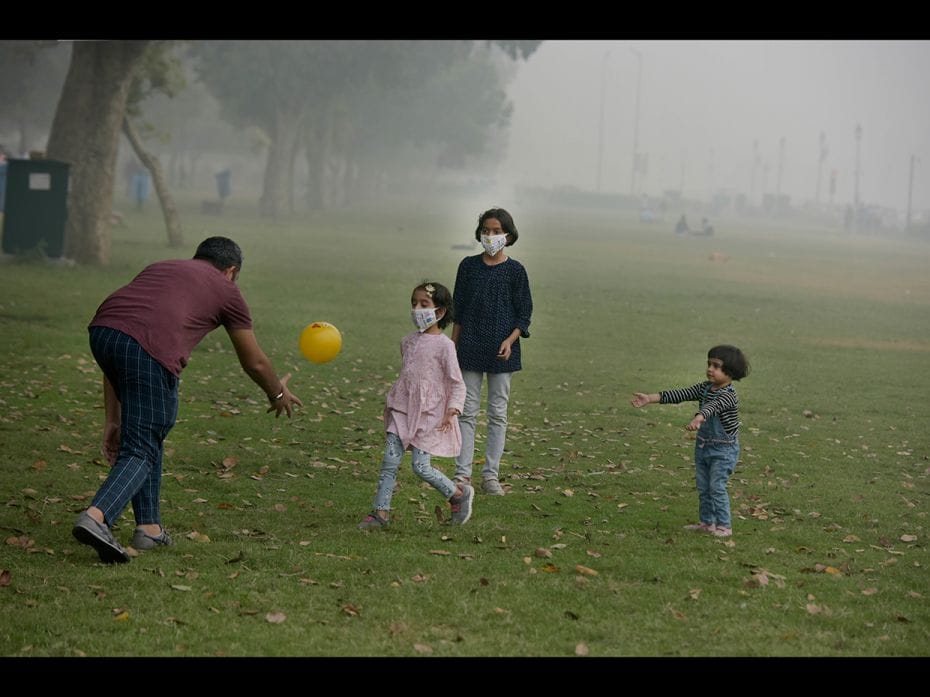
[411, 307, 440, 332]
[481, 234, 507, 256]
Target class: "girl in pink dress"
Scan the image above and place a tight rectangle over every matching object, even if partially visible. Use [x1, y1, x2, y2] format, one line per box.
[358, 281, 475, 529]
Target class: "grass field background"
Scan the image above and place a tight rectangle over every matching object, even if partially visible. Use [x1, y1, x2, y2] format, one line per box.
[1, 194, 928, 657]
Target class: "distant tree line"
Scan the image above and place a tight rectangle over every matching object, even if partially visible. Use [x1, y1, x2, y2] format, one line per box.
[0, 39, 540, 265]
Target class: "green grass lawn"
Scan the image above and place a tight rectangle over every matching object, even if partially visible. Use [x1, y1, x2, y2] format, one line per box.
[1, 195, 928, 657]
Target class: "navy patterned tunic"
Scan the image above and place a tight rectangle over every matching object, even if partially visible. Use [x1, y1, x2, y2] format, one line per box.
[453, 254, 533, 373]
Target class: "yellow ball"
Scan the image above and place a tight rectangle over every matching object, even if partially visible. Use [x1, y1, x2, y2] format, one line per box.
[299, 322, 342, 364]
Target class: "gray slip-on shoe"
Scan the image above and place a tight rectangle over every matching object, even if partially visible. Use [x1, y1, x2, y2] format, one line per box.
[131, 526, 173, 550]
[72, 511, 130, 564]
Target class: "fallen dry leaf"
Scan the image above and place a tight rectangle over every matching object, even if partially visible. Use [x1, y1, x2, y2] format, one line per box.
[688, 588, 701, 601]
[900, 534, 918, 543]
[265, 612, 287, 624]
[575, 642, 589, 656]
[861, 588, 879, 596]
[806, 603, 822, 615]
[341, 603, 361, 617]
[0, 570, 10, 587]
[574, 565, 598, 577]
[535, 547, 553, 558]
[170, 585, 192, 592]
[113, 610, 130, 622]
[429, 550, 451, 556]
[586, 549, 602, 558]
[562, 489, 574, 497]
[541, 563, 560, 573]
[31, 460, 47, 471]
[186, 531, 210, 543]
[413, 643, 433, 654]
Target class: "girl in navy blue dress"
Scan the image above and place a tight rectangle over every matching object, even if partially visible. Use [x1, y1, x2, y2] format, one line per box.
[452, 208, 533, 495]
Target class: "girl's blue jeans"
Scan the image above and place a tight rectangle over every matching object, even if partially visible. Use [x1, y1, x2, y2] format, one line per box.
[694, 436, 739, 528]
[454, 370, 512, 481]
[373, 432, 456, 511]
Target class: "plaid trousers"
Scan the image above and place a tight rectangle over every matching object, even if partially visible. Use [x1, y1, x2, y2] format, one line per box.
[88, 326, 178, 527]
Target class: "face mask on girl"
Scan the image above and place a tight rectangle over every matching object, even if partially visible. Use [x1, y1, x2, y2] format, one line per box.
[481, 234, 507, 256]
[411, 307, 440, 332]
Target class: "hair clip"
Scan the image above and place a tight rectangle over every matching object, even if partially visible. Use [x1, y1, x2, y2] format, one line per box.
[425, 283, 435, 297]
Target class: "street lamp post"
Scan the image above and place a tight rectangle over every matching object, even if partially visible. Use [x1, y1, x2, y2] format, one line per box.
[816, 131, 828, 204]
[596, 51, 610, 193]
[852, 123, 862, 233]
[907, 154, 918, 232]
[630, 48, 642, 197]
[854, 123, 862, 209]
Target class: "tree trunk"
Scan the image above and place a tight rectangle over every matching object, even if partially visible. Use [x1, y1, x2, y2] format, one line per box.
[122, 117, 183, 248]
[259, 108, 302, 219]
[17, 116, 29, 156]
[287, 138, 298, 215]
[303, 120, 324, 210]
[45, 40, 149, 265]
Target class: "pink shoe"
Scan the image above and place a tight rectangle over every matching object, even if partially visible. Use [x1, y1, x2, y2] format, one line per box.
[683, 522, 715, 533]
[711, 526, 732, 537]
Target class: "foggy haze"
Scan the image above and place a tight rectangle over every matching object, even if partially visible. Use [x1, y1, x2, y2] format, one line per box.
[498, 40, 930, 215]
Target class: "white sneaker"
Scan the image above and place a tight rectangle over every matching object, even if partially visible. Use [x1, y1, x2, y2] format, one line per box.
[683, 522, 715, 533]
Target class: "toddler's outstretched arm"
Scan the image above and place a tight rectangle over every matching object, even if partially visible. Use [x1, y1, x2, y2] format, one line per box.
[631, 392, 659, 408]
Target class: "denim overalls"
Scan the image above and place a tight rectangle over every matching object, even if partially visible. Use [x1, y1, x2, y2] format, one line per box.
[694, 385, 739, 528]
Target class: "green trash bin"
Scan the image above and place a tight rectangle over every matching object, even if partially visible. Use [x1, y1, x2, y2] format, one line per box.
[1, 158, 70, 258]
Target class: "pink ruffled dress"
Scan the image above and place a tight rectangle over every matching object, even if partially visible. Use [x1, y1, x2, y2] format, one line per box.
[384, 332, 466, 457]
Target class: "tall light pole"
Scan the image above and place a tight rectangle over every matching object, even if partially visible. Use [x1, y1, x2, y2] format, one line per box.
[907, 154, 918, 232]
[596, 51, 610, 192]
[630, 48, 642, 197]
[816, 131, 828, 204]
[776, 136, 785, 198]
[854, 123, 862, 210]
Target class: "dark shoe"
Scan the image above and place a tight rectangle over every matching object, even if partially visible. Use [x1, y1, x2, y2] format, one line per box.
[131, 526, 173, 550]
[450, 484, 475, 525]
[72, 511, 130, 564]
[357, 511, 390, 530]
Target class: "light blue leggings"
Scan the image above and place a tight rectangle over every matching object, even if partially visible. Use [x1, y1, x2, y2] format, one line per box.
[372, 432, 456, 511]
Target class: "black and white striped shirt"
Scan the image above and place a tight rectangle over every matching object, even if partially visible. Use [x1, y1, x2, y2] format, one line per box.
[660, 382, 741, 436]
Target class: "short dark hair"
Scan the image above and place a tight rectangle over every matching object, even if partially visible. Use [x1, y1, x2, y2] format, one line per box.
[474, 207, 519, 246]
[194, 236, 243, 271]
[413, 280, 454, 329]
[708, 345, 751, 381]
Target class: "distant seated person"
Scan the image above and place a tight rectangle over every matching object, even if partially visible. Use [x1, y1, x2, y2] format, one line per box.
[695, 218, 714, 236]
[675, 214, 690, 235]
